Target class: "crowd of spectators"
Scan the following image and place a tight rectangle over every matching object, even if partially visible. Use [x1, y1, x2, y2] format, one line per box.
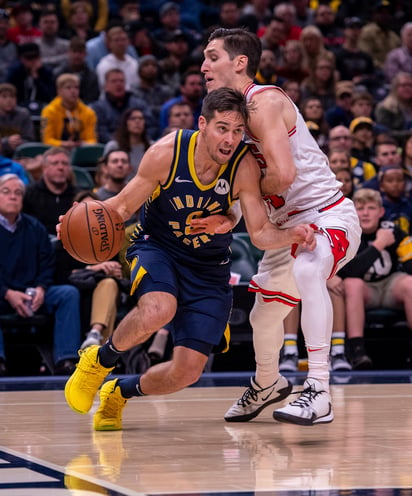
[1, 0, 412, 376]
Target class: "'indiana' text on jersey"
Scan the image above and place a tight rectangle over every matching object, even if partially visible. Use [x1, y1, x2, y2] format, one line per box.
[133, 129, 249, 264]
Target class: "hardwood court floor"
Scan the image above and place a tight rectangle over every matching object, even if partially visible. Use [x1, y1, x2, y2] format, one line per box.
[1, 376, 412, 495]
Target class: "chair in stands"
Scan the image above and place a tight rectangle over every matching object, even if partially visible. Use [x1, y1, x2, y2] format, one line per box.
[14, 142, 51, 159]
[72, 165, 95, 190]
[71, 144, 105, 172]
[233, 232, 264, 267]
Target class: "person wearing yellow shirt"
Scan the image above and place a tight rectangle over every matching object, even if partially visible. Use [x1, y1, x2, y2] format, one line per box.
[41, 73, 97, 151]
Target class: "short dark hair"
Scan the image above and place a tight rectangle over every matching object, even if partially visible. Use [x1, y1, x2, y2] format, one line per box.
[208, 28, 262, 79]
[201, 87, 249, 124]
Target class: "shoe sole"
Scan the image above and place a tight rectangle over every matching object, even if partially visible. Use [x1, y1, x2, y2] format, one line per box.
[224, 381, 293, 423]
[273, 404, 334, 426]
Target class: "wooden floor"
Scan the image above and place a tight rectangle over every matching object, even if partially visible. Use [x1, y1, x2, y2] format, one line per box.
[1, 375, 412, 496]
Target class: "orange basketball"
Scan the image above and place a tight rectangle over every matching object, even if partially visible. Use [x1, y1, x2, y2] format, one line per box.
[60, 200, 125, 264]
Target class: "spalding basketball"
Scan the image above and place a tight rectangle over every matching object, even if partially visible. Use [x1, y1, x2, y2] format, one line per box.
[60, 200, 125, 264]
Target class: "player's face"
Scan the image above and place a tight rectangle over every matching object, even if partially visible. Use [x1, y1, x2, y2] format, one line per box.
[355, 201, 384, 233]
[200, 111, 245, 165]
[202, 39, 237, 92]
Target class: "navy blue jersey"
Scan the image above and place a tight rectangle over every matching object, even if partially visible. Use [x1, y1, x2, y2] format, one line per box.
[130, 129, 249, 267]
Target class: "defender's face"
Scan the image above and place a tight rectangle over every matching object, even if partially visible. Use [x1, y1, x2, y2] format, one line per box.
[200, 110, 245, 165]
[202, 39, 236, 92]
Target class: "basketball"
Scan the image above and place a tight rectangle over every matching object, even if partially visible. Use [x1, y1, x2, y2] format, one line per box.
[60, 200, 125, 264]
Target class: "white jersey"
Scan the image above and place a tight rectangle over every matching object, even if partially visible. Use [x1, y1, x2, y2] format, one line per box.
[243, 83, 341, 226]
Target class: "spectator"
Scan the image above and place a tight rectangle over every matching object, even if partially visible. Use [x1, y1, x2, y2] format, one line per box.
[167, 101, 194, 130]
[401, 133, 412, 195]
[375, 72, 412, 142]
[275, 40, 308, 83]
[379, 165, 412, 234]
[300, 53, 337, 112]
[96, 25, 139, 93]
[126, 20, 160, 58]
[254, 48, 284, 86]
[290, 0, 314, 28]
[0, 173, 81, 375]
[94, 149, 131, 200]
[299, 24, 330, 73]
[157, 29, 192, 95]
[325, 80, 354, 129]
[54, 36, 99, 104]
[58, 1, 98, 42]
[116, 0, 141, 24]
[41, 73, 97, 150]
[335, 17, 376, 91]
[0, 83, 35, 158]
[36, 10, 69, 71]
[335, 165, 355, 199]
[131, 54, 174, 136]
[91, 68, 156, 143]
[241, 0, 272, 31]
[384, 22, 412, 83]
[216, 1, 242, 30]
[301, 96, 329, 152]
[86, 22, 138, 70]
[313, 3, 343, 50]
[359, 0, 401, 71]
[104, 108, 152, 180]
[0, 9, 18, 83]
[152, 2, 198, 51]
[351, 91, 375, 121]
[7, 3, 42, 45]
[159, 69, 204, 134]
[273, 3, 302, 44]
[281, 79, 301, 107]
[363, 138, 403, 190]
[6, 42, 55, 115]
[340, 188, 412, 369]
[0, 154, 30, 185]
[328, 125, 377, 189]
[23, 147, 80, 236]
[61, 0, 108, 33]
[259, 17, 286, 68]
[349, 116, 375, 163]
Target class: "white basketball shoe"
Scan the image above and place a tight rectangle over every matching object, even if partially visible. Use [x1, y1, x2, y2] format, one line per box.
[273, 377, 334, 426]
[224, 375, 293, 422]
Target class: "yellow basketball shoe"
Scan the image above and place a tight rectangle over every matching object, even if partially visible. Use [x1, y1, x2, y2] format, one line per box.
[94, 379, 128, 431]
[64, 345, 114, 414]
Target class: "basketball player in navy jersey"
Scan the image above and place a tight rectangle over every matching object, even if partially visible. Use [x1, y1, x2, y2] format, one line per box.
[62, 87, 316, 431]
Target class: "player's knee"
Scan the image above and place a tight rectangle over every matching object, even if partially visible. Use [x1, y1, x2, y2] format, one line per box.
[169, 361, 203, 387]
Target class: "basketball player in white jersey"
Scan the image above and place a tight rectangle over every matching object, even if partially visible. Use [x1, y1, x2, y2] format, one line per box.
[200, 28, 361, 425]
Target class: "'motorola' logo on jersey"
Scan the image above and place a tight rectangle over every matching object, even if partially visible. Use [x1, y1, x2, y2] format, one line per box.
[215, 178, 230, 195]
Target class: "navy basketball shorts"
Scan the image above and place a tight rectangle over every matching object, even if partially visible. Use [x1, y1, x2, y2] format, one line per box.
[127, 239, 233, 355]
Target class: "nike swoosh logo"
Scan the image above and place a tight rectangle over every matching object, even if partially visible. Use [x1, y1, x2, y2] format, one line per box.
[175, 176, 192, 183]
[307, 347, 322, 352]
[261, 387, 276, 401]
